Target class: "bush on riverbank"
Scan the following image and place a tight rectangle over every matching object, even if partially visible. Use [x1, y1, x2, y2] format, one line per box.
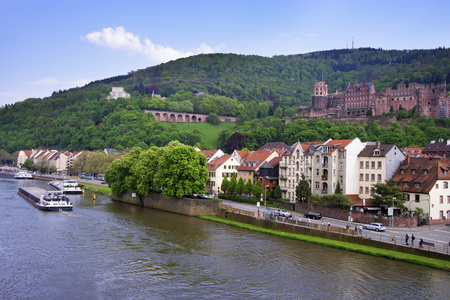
[199, 216, 450, 271]
[80, 183, 111, 195]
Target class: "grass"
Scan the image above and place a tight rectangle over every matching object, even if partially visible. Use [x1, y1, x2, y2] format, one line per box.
[159, 122, 236, 149]
[79, 183, 111, 195]
[199, 215, 450, 271]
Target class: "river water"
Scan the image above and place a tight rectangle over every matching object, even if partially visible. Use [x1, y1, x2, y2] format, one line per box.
[0, 178, 449, 299]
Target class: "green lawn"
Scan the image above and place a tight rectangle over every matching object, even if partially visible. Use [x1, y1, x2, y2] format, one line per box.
[159, 121, 237, 149]
[199, 216, 450, 271]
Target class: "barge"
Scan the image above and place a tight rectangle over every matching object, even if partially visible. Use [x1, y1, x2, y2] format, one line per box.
[18, 187, 73, 211]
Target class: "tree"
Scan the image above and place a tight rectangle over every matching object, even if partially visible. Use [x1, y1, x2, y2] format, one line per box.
[370, 179, 405, 210]
[335, 182, 342, 194]
[252, 179, 263, 198]
[236, 177, 245, 195]
[221, 177, 229, 194]
[273, 185, 282, 199]
[228, 173, 237, 194]
[244, 179, 253, 195]
[105, 148, 142, 196]
[22, 159, 33, 170]
[296, 174, 311, 203]
[154, 142, 208, 198]
[273, 107, 283, 119]
[206, 113, 221, 125]
[50, 165, 57, 174]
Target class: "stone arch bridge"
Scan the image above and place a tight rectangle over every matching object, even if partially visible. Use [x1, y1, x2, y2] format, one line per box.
[143, 110, 237, 123]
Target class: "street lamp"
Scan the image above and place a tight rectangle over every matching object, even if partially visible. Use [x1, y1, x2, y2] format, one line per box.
[392, 197, 396, 236]
[264, 184, 268, 219]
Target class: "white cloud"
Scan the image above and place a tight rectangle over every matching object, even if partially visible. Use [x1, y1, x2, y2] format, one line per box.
[83, 26, 217, 63]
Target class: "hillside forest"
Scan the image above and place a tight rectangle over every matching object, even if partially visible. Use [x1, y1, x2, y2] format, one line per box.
[1, 48, 450, 157]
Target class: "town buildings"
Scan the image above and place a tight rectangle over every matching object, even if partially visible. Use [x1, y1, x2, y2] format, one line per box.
[301, 80, 449, 118]
[392, 156, 450, 224]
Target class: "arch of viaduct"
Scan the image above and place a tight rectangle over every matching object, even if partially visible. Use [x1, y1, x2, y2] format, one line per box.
[144, 110, 237, 123]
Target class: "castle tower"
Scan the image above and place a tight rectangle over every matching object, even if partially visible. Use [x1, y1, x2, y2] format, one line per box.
[311, 81, 328, 108]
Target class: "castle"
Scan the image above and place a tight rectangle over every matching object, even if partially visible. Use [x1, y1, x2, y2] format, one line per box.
[299, 81, 449, 118]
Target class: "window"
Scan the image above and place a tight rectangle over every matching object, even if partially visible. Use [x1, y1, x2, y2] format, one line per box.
[316, 169, 319, 176]
[412, 169, 416, 175]
[403, 182, 409, 187]
[365, 174, 369, 181]
[360, 161, 363, 169]
[415, 194, 420, 202]
[296, 174, 299, 182]
[371, 162, 375, 169]
[315, 182, 320, 189]
[371, 174, 375, 182]
[365, 161, 369, 169]
[360, 174, 364, 181]
[365, 187, 369, 194]
[436, 184, 439, 189]
[439, 196, 443, 204]
[400, 169, 405, 174]
[360, 186, 363, 194]
[374, 150, 380, 156]
[423, 170, 428, 175]
[414, 182, 421, 188]
[445, 182, 448, 189]
[340, 176, 343, 184]
[377, 174, 382, 182]
[339, 163, 343, 170]
[447, 196, 450, 204]
[378, 161, 382, 169]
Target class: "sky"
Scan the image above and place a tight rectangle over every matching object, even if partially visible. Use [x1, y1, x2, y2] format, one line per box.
[1, 0, 449, 107]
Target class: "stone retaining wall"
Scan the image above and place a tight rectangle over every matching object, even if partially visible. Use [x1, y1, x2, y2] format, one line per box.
[111, 191, 221, 216]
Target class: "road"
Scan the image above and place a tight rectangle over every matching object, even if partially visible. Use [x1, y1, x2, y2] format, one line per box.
[223, 200, 450, 255]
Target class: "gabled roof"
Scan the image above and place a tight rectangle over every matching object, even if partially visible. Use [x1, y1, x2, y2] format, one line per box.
[317, 139, 355, 154]
[392, 157, 450, 194]
[207, 155, 235, 171]
[423, 139, 450, 155]
[358, 144, 397, 157]
[237, 150, 278, 171]
[259, 142, 290, 152]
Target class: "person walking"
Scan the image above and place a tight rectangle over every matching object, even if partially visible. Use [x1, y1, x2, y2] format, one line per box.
[419, 238, 424, 248]
[405, 234, 409, 245]
[411, 234, 415, 246]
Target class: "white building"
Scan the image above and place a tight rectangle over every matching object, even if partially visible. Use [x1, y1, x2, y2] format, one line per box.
[109, 87, 131, 99]
[206, 155, 241, 194]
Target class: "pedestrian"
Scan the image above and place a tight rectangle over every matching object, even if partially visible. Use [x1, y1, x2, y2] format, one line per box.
[405, 234, 409, 245]
[419, 238, 424, 248]
[411, 234, 415, 246]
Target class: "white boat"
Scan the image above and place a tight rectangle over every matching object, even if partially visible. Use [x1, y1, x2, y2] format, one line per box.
[49, 179, 82, 194]
[14, 171, 33, 179]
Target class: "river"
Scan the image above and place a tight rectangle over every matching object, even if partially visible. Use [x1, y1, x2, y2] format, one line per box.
[0, 178, 449, 299]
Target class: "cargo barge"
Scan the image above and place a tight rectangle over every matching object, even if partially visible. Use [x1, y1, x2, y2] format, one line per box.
[18, 187, 73, 211]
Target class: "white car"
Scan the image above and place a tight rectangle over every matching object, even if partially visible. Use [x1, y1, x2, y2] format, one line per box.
[363, 222, 386, 232]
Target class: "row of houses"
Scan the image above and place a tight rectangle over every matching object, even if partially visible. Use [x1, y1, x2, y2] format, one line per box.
[199, 138, 450, 225]
[17, 149, 83, 174]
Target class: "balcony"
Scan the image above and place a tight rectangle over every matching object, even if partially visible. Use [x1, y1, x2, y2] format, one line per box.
[279, 173, 288, 179]
[280, 186, 288, 191]
[279, 162, 288, 169]
[322, 175, 328, 180]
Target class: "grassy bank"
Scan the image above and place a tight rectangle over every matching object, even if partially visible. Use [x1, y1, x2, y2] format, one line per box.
[199, 215, 450, 271]
[80, 183, 111, 195]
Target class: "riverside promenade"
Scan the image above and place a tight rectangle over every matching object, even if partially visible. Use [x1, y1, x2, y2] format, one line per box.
[219, 202, 450, 260]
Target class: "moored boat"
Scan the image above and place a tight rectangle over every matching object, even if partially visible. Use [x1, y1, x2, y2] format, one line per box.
[49, 179, 82, 194]
[18, 187, 73, 211]
[14, 171, 33, 180]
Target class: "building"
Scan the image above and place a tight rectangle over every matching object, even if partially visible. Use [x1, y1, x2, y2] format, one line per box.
[392, 157, 450, 224]
[302, 80, 448, 118]
[206, 155, 241, 195]
[358, 143, 405, 202]
[237, 150, 280, 184]
[198, 149, 225, 163]
[109, 87, 131, 99]
[311, 138, 365, 196]
[422, 139, 450, 158]
[256, 156, 282, 193]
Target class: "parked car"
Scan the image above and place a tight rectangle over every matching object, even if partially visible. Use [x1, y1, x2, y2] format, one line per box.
[275, 209, 292, 218]
[363, 222, 386, 232]
[304, 212, 322, 219]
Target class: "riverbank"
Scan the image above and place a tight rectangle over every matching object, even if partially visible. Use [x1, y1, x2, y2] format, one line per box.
[199, 216, 450, 271]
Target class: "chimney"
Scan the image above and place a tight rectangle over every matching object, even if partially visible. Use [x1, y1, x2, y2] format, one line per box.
[405, 155, 410, 164]
[376, 141, 380, 148]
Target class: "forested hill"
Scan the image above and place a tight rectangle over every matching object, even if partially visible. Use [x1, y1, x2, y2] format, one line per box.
[1, 47, 450, 154]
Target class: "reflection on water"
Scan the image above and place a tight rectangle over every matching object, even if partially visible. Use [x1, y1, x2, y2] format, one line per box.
[0, 178, 449, 299]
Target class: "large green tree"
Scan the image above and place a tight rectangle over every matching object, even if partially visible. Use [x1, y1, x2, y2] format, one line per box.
[370, 179, 405, 210]
[155, 142, 208, 198]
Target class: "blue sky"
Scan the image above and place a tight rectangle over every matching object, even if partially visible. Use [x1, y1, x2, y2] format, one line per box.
[1, 0, 449, 106]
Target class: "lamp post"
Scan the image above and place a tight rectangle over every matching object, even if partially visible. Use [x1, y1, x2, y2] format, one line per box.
[264, 184, 267, 219]
[392, 197, 396, 235]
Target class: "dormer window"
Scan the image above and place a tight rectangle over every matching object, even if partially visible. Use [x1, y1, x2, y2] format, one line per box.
[374, 149, 380, 156]
[411, 169, 416, 175]
[400, 169, 405, 174]
[444, 170, 449, 175]
[414, 182, 421, 188]
[423, 170, 428, 175]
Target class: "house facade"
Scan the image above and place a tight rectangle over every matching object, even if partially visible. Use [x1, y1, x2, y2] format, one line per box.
[311, 138, 365, 196]
[357, 143, 405, 200]
[237, 150, 280, 184]
[206, 155, 240, 195]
